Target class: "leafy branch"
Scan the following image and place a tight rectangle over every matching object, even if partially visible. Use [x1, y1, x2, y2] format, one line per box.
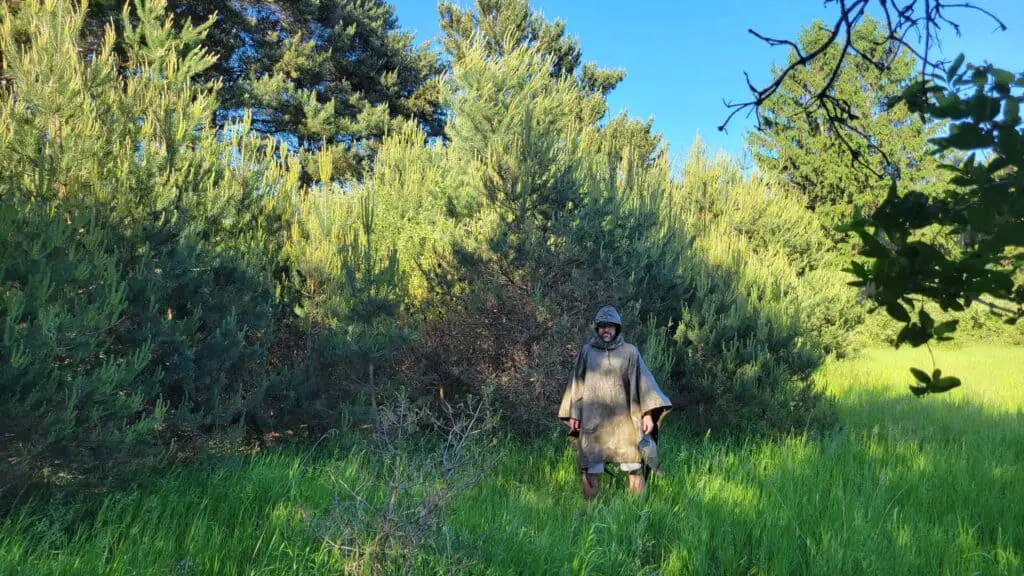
[721, 0, 1007, 177]
[842, 61, 1023, 394]
[727, 1, 1020, 396]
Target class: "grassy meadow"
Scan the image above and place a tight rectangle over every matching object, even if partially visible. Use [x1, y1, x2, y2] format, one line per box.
[2, 346, 1022, 575]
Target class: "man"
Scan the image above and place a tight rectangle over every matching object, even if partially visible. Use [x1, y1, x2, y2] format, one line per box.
[558, 305, 672, 501]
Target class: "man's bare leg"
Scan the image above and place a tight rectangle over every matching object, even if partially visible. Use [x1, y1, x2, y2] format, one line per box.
[582, 473, 601, 501]
[627, 471, 645, 495]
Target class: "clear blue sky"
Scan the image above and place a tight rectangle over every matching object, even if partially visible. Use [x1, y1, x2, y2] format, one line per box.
[390, 0, 1023, 167]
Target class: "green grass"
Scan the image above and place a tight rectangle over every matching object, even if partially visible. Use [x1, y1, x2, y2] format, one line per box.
[2, 346, 1022, 575]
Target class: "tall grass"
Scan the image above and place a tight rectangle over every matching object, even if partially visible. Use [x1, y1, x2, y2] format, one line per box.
[2, 346, 1022, 575]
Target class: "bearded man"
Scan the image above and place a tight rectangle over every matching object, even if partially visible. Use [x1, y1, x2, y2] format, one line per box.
[558, 305, 672, 501]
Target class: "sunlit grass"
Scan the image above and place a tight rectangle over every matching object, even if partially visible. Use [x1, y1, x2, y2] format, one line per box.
[1, 346, 1022, 575]
[823, 345, 1024, 414]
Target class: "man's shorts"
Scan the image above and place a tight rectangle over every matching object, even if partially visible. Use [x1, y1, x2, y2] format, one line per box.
[585, 462, 642, 474]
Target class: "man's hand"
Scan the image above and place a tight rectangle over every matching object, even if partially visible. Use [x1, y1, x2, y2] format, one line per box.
[568, 418, 580, 433]
[642, 414, 654, 435]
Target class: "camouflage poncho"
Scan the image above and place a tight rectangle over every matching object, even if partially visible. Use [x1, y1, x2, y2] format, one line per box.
[558, 306, 672, 470]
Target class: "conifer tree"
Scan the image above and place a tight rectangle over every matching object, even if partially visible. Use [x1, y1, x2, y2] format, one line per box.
[420, 35, 848, 433]
[439, 0, 625, 99]
[71, 0, 447, 181]
[746, 16, 948, 241]
[0, 0, 304, 496]
[279, 156, 411, 427]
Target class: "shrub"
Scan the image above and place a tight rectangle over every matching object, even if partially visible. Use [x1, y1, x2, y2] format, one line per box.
[373, 39, 851, 436]
[0, 0, 296, 502]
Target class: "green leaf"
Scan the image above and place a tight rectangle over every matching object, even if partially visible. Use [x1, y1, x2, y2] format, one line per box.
[907, 327, 932, 347]
[847, 260, 869, 279]
[944, 123, 991, 151]
[931, 376, 962, 393]
[856, 229, 890, 258]
[1005, 98, 1020, 126]
[933, 319, 959, 337]
[946, 54, 965, 82]
[910, 385, 929, 397]
[994, 69, 1015, 90]
[886, 302, 911, 323]
[986, 155, 1011, 175]
[895, 324, 911, 348]
[972, 68, 989, 87]
[910, 367, 932, 385]
[933, 93, 970, 120]
[971, 94, 1001, 123]
[918, 309, 934, 333]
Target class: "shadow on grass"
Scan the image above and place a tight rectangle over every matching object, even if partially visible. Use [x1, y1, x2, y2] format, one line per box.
[5, 382, 1021, 575]
[440, 385, 1024, 575]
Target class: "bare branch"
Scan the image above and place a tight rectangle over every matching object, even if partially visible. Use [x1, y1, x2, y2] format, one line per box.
[722, 0, 1008, 186]
[848, 41, 888, 72]
[935, 9, 963, 36]
[717, 4, 854, 133]
[723, 0, 1007, 128]
[747, 28, 805, 59]
[814, 0, 861, 104]
[880, 0, 898, 41]
[888, 35, 934, 68]
[937, 2, 1008, 32]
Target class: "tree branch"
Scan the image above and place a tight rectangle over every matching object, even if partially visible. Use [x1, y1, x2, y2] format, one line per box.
[936, 2, 1007, 32]
[718, 4, 855, 133]
[747, 29, 805, 60]
[722, 0, 1009, 162]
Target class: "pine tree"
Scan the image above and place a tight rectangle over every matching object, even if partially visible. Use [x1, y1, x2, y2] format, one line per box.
[279, 156, 411, 428]
[437, 0, 665, 278]
[381, 31, 848, 433]
[73, 0, 447, 181]
[746, 16, 948, 242]
[439, 0, 625, 99]
[0, 0, 304, 498]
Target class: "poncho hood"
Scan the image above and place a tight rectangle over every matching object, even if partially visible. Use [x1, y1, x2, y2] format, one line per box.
[594, 305, 622, 327]
[592, 305, 624, 349]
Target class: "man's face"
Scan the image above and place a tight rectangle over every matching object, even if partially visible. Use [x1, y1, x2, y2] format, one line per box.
[596, 323, 617, 342]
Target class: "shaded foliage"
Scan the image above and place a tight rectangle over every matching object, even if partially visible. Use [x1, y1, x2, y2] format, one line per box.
[843, 60, 1023, 393]
[1, 0, 287, 499]
[0, 0, 410, 506]
[728, 0, 1020, 388]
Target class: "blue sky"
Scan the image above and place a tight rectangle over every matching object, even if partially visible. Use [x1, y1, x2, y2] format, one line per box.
[391, 0, 1023, 167]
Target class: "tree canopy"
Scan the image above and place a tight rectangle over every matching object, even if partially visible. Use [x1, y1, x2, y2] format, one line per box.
[439, 0, 625, 99]
[746, 16, 949, 241]
[76, 0, 448, 180]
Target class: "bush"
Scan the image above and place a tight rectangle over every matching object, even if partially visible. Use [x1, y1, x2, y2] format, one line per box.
[366, 39, 851, 436]
[0, 0, 872, 509]
[0, 0, 299, 503]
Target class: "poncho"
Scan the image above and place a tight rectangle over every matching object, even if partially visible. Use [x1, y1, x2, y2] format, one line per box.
[558, 307, 672, 470]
